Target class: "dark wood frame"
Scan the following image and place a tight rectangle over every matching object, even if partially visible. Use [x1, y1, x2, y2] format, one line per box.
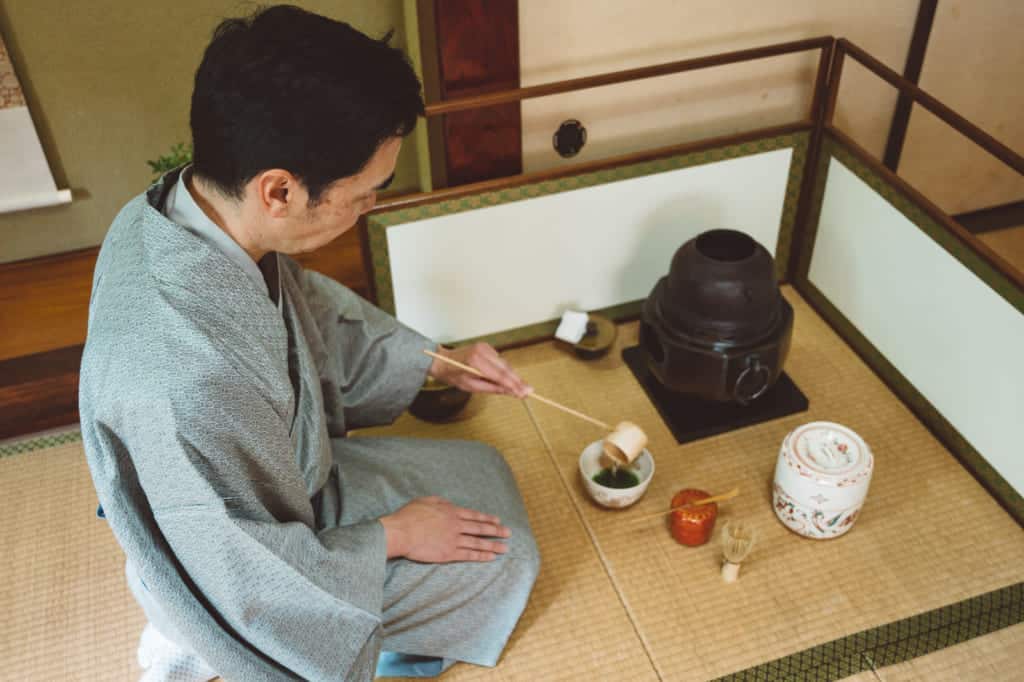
[791, 37, 1024, 526]
[359, 33, 1024, 306]
[819, 38, 1024, 291]
[361, 35, 1024, 528]
[882, 1, 1023, 233]
[362, 34, 1023, 301]
[953, 200, 1024, 235]
[882, 0, 938, 171]
[423, 36, 832, 116]
[368, 122, 811, 216]
[362, 35, 836, 302]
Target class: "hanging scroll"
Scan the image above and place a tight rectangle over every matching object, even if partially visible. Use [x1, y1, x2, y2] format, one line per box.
[0, 35, 71, 214]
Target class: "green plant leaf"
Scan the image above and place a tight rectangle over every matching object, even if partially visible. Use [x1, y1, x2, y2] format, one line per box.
[147, 142, 193, 177]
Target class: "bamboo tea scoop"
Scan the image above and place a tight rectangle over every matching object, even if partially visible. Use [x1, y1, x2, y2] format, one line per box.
[628, 487, 740, 524]
[423, 349, 648, 465]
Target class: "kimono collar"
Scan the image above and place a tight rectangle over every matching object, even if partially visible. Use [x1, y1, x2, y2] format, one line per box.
[163, 165, 270, 299]
[140, 171, 284, 331]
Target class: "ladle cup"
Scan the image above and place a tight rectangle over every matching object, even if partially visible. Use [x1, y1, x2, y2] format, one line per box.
[601, 421, 648, 467]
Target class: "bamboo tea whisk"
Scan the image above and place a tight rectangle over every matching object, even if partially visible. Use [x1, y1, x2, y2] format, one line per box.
[720, 521, 757, 583]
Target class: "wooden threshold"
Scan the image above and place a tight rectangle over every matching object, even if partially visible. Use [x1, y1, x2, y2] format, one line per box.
[0, 247, 97, 363]
[0, 227, 371, 441]
[0, 345, 83, 441]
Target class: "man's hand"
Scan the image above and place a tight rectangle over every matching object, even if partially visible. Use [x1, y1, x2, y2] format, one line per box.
[428, 343, 532, 398]
[380, 496, 511, 563]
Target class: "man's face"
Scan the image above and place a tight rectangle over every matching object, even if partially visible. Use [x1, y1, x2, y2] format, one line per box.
[269, 136, 402, 255]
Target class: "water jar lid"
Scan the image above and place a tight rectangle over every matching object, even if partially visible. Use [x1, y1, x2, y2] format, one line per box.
[782, 421, 873, 487]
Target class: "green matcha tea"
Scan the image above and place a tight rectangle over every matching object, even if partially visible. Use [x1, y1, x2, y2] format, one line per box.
[593, 467, 640, 489]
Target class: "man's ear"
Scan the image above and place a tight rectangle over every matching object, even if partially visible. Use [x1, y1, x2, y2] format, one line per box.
[253, 169, 304, 218]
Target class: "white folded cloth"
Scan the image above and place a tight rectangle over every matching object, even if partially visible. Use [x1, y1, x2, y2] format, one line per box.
[555, 310, 589, 344]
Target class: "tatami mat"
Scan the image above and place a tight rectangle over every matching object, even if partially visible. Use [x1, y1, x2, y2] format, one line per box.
[0, 433, 145, 680]
[1, 285, 1020, 681]
[358, 396, 657, 681]
[513, 287, 1024, 681]
[0, 396, 657, 681]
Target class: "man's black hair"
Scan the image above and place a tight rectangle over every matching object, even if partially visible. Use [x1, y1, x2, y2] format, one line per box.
[190, 4, 424, 203]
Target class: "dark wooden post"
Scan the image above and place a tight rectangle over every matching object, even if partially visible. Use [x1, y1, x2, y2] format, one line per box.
[419, 0, 522, 187]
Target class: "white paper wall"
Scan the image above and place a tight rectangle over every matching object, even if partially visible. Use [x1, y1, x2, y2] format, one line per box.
[810, 157, 1024, 494]
[386, 147, 793, 343]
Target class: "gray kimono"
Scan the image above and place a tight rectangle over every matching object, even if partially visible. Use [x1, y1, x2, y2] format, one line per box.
[78, 171, 540, 680]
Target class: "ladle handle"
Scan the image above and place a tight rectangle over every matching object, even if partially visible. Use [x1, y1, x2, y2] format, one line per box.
[423, 349, 610, 430]
[628, 488, 740, 524]
[523, 392, 610, 430]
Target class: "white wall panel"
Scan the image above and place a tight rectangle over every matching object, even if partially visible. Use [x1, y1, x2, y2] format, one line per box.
[810, 157, 1024, 493]
[386, 148, 793, 343]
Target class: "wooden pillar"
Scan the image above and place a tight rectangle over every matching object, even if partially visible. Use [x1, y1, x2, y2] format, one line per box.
[419, 0, 522, 187]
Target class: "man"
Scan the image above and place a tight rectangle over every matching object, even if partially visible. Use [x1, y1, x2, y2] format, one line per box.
[79, 6, 540, 680]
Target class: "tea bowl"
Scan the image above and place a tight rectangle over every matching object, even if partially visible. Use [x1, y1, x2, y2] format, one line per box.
[579, 439, 655, 509]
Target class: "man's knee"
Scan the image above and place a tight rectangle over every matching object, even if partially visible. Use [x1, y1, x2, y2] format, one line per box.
[515, 526, 541, 581]
[469, 442, 513, 476]
[463, 442, 540, 577]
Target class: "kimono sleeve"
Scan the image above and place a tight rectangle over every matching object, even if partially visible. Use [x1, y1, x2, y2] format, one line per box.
[294, 264, 434, 430]
[135, 366, 388, 680]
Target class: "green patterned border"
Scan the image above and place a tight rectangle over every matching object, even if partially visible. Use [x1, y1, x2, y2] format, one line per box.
[793, 132, 835, 286]
[366, 132, 809, 347]
[774, 132, 809, 281]
[793, 132, 1024, 527]
[0, 428, 81, 459]
[717, 582, 1024, 681]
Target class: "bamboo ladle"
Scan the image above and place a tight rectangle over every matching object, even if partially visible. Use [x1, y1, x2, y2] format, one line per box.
[423, 349, 648, 465]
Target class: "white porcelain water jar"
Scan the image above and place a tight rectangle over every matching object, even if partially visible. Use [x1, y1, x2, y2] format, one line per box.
[772, 421, 873, 539]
